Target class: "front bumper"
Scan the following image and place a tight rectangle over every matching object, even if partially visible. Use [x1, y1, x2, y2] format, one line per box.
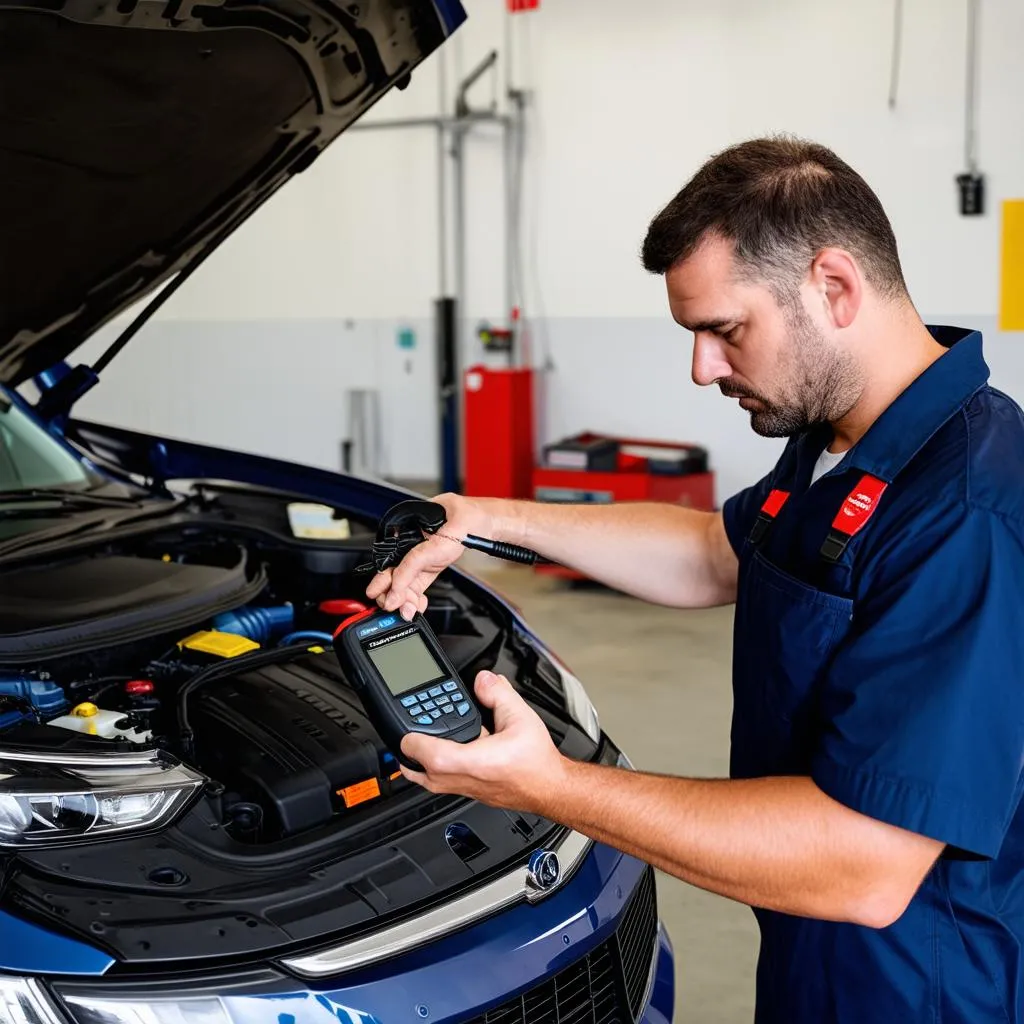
[16, 842, 674, 1024]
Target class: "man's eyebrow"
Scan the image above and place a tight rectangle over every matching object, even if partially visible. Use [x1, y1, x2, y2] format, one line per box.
[678, 317, 739, 333]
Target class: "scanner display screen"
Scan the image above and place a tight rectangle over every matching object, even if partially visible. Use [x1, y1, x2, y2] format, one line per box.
[368, 633, 444, 696]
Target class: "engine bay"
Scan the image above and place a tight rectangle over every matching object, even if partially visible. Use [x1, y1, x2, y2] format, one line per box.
[0, 498, 585, 849]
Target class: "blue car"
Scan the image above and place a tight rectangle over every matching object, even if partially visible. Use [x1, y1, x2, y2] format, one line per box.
[0, 0, 675, 1020]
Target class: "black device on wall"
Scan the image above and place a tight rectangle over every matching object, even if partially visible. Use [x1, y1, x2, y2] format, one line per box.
[957, 173, 985, 216]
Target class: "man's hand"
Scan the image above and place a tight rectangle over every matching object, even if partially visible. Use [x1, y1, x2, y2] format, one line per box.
[403, 672, 943, 929]
[365, 493, 495, 621]
[400, 670, 570, 815]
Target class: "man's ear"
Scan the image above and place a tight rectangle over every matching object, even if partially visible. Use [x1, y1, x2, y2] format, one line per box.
[810, 247, 862, 330]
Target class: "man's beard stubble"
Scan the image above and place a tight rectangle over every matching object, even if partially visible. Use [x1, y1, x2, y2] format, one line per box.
[720, 307, 864, 439]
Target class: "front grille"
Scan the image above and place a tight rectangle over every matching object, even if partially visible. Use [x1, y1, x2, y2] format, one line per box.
[619, 867, 658, 1018]
[468, 866, 658, 1024]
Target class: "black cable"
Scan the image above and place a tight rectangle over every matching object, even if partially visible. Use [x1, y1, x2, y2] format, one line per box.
[356, 500, 543, 574]
[176, 641, 323, 756]
[462, 535, 537, 565]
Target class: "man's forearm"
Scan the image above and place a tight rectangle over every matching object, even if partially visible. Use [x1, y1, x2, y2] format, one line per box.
[537, 761, 939, 928]
[478, 498, 735, 608]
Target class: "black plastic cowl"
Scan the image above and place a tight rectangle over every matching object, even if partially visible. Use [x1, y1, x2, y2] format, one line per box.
[0, 547, 266, 663]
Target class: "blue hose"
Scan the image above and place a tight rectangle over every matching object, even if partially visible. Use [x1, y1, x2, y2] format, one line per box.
[213, 605, 294, 643]
[280, 631, 335, 646]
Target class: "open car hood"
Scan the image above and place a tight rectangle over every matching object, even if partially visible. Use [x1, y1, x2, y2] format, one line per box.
[0, 0, 464, 386]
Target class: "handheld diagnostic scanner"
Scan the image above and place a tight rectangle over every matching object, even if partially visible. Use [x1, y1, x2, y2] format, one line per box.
[333, 608, 482, 768]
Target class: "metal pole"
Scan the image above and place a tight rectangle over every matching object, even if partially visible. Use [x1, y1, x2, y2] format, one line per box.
[436, 298, 459, 494]
[888, 0, 903, 109]
[964, 0, 980, 173]
[503, 108, 515, 361]
[349, 112, 509, 132]
[453, 129, 467, 351]
[456, 50, 498, 117]
[348, 115, 445, 131]
[503, 14, 516, 353]
[437, 50, 449, 296]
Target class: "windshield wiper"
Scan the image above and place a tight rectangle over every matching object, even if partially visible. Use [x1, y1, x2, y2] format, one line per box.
[0, 502, 184, 561]
[0, 489, 145, 515]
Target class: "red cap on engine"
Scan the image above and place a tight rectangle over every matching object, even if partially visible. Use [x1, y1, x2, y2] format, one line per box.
[319, 599, 370, 616]
[125, 679, 155, 696]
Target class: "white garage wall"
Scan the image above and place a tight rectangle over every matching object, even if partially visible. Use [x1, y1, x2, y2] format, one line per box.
[72, 0, 1024, 503]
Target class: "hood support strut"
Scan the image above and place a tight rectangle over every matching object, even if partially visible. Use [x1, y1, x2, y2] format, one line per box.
[35, 226, 230, 423]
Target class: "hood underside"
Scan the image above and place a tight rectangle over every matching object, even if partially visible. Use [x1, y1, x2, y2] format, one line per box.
[0, 0, 460, 385]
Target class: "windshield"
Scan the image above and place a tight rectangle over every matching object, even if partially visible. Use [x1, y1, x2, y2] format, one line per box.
[0, 392, 94, 493]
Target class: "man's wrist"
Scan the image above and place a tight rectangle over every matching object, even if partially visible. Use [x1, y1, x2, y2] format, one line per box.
[525, 752, 585, 820]
[482, 498, 529, 547]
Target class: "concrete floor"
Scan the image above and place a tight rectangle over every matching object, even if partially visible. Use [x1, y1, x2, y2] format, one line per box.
[464, 555, 760, 1024]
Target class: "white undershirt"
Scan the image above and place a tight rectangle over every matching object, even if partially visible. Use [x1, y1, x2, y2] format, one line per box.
[811, 446, 848, 485]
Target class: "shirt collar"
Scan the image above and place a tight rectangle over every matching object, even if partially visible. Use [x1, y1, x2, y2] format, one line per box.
[834, 326, 988, 483]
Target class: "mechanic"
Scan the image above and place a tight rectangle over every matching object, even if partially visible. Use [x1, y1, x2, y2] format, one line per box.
[366, 136, 1024, 1023]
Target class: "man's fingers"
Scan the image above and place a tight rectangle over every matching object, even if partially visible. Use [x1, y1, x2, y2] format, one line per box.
[474, 671, 530, 732]
[365, 570, 392, 601]
[387, 547, 435, 598]
[390, 534, 460, 593]
[370, 530, 465, 614]
[401, 730, 459, 776]
[399, 763, 427, 786]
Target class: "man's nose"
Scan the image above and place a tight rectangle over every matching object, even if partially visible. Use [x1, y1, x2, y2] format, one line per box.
[691, 333, 731, 387]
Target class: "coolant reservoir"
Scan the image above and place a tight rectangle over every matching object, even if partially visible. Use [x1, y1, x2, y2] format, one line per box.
[48, 703, 151, 744]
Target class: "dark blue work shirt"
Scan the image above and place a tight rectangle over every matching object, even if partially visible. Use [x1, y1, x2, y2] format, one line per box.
[722, 327, 1024, 1023]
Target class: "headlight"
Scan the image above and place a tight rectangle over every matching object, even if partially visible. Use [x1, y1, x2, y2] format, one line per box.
[560, 665, 601, 744]
[47, 988, 378, 1024]
[59, 995, 229, 1024]
[537, 647, 601, 745]
[0, 977, 65, 1024]
[0, 750, 203, 848]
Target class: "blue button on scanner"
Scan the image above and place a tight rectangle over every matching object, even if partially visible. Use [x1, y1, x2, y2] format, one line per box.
[457, 702, 471, 716]
[430, 709, 443, 719]
[423, 700, 436, 711]
[400, 695, 418, 708]
[417, 692, 430, 703]
[415, 715, 433, 726]
[442, 681, 458, 693]
[451, 692, 464, 703]
[408, 705, 423, 716]
[441, 705, 455, 715]
[428, 685, 444, 697]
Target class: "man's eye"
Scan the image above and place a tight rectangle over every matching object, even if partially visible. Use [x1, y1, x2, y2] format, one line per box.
[721, 327, 739, 343]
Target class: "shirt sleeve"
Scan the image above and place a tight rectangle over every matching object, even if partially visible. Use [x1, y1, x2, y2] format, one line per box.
[811, 505, 1024, 859]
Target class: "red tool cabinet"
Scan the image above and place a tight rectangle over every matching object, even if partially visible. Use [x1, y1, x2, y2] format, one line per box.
[531, 434, 716, 580]
[463, 365, 536, 500]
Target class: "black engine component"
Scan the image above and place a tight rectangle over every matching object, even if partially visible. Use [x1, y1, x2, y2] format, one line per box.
[187, 656, 383, 839]
[358, 498, 447, 573]
[0, 547, 265, 664]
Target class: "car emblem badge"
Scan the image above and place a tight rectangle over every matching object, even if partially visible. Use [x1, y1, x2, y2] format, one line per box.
[526, 849, 561, 899]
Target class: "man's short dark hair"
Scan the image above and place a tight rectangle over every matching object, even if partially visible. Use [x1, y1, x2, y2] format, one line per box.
[641, 136, 908, 300]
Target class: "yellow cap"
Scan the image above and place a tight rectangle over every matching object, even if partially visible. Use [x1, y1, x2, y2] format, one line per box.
[178, 631, 260, 658]
[72, 702, 98, 718]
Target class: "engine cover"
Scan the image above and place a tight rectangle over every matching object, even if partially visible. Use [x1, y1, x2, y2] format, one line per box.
[189, 656, 383, 837]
